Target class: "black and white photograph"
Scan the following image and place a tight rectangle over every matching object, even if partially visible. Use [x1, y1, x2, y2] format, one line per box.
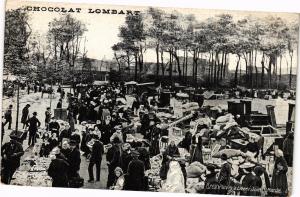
[1, 0, 299, 196]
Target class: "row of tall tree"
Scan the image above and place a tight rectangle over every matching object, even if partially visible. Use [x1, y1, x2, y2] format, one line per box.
[112, 7, 299, 89]
[4, 9, 88, 83]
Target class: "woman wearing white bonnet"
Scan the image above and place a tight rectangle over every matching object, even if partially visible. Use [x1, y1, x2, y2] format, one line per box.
[270, 148, 288, 196]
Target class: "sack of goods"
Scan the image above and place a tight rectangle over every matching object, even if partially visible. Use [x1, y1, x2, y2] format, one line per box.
[186, 161, 207, 178]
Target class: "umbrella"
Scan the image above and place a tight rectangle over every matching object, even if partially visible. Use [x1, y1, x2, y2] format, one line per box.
[212, 149, 246, 158]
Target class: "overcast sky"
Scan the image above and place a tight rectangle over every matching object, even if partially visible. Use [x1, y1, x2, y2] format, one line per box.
[6, 0, 300, 73]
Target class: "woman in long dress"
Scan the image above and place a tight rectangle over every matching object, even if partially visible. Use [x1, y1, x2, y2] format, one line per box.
[190, 133, 203, 163]
[271, 149, 288, 196]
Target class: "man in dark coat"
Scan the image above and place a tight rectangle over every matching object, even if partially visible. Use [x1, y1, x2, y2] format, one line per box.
[21, 104, 30, 129]
[3, 105, 13, 130]
[48, 148, 69, 187]
[149, 122, 160, 156]
[67, 140, 81, 179]
[123, 150, 148, 191]
[56, 99, 62, 109]
[204, 164, 220, 194]
[59, 125, 72, 144]
[1, 135, 24, 184]
[70, 129, 81, 149]
[136, 141, 151, 170]
[106, 137, 122, 188]
[88, 135, 104, 182]
[49, 118, 60, 137]
[218, 153, 231, 195]
[121, 143, 133, 173]
[101, 118, 113, 145]
[140, 111, 150, 136]
[283, 131, 294, 167]
[80, 128, 91, 157]
[2, 116, 5, 144]
[26, 112, 41, 146]
[240, 162, 262, 196]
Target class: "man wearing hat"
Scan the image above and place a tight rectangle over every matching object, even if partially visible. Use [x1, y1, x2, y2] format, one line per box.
[204, 163, 220, 194]
[49, 118, 60, 137]
[1, 115, 5, 144]
[1, 133, 24, 184]
[21, 104, 30, 129]
[48, 147, 70, 187]
[3, 105, 13, 130]
[121, 143, 133, 173]
[88, 135, 104, 182]
[106, 137, 122, 188]
[239, 162, 261, 196]
[26, 112, 41, 146]
[56, 98, 62, 109]
[67, 140, 81, 181]
[123, 150, 148, 191]
[218, 153, 231, 194]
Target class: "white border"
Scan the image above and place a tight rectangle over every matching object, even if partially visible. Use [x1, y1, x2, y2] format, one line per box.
[0, 1, 299, 197]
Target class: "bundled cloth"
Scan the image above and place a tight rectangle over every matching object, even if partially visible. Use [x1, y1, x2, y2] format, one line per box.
[212, 149, 246, 158]
[186, 161, 207, 178]
[216, 113, 235, 125]
[210, 106, 223, 114]
[192, 117, 212, 129]
[186, 180, 205, 193]
[182, 102, 199, 111]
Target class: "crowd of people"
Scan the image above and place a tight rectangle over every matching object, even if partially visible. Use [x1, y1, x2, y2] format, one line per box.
[1, 81, 294, 196]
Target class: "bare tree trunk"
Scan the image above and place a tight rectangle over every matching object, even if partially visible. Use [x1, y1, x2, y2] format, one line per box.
[182, 48, 186, 81]
[261, 53, 265, 88]
[234, 55, 241, 86]
[279, 55, 282, 81]
[250, 51, 253, 89]
[134, 54, 138, 81]
[214, 52, 218, 86]
[192, 50, 195, 82]
[194, 50, 199, 84]
[289, 52, 293, 88]
[126, 52, 131, 76]
[169, 50, 173, 82]
[156, 44, 160, 81]
[254, 50, 258, 88]
[268, 55, 274, 89]
[220, 52, 225, 81]
[185, 49, 188, 83]
[173, 49, 182, 82]
[243, 53, 248, 87]
[223, 53, 227, 78]
[161, 50, 165, 77]
[114, 53, 121, 72]
[217, 53, 222, 84]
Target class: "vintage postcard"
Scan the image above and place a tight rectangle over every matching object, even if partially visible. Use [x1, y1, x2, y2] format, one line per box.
[1, 0, 299, 196]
